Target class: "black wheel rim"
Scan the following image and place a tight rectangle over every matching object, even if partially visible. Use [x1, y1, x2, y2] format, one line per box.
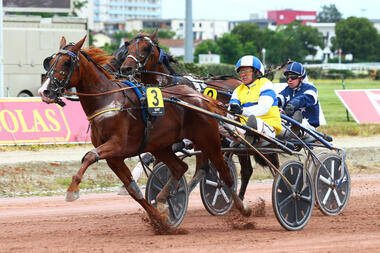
[145, 163, 188, 227]
[315, 155, 350, 215]
[200, 156, 237, 216]
[274, 161, 313, 230]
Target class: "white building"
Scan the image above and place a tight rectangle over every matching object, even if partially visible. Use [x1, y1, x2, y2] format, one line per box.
[92, 0, 161, 33]
[306, 22, 336, 63]
[125, 19, 229, 40]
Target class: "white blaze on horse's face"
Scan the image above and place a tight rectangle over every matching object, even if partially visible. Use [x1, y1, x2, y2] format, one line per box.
[38, 78, 55, 104]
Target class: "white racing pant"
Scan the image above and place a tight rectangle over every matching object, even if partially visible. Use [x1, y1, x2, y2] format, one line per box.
[226, 114, 276, 139]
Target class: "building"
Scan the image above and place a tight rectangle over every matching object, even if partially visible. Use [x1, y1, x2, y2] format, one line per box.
[125, 19, 229, 40]
[158, 39, 202, 57]
[267, 10, 317, 25]
[2, 15, 88, 97]
[229, 19, 276, 31]
[93, 0, 161, 33]
[305, 22, 335, 62]
[371, 19, 380, 32]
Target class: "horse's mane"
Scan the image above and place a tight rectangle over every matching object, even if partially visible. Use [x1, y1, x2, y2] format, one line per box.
[82, 47, 113, 65]
[81, 47, 114, 79]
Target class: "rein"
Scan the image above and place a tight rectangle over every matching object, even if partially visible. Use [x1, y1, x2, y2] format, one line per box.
[64, 85, 135, 97]
[162, 89, 212, 103]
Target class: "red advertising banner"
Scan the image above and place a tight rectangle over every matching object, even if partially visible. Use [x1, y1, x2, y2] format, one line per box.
[335, 89, 380, 123]
[0, 98, 91, 145]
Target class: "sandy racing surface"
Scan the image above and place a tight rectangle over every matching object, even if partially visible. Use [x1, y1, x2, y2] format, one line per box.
[1, 136, 380, 252]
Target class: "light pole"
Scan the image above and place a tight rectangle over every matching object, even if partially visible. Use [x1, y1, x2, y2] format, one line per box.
[184, 0, 193, 62]
[262, 48, 266, 67]
[0, 1, 4, 97]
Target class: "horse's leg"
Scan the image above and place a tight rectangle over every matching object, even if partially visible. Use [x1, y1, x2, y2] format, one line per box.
[151, 147, 188, 218]
[105, 158, 172, 230]
[66, 141, 125, 201]
[238, 154, 253, 200]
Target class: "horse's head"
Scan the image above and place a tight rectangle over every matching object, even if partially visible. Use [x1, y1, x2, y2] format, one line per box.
[120, 30, 160, 75]
[39, 36, 86, 105]
[113, 40, 129, 65]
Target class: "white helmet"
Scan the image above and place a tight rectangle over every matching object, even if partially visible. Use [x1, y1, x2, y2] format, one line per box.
[235, 55, 265, 76]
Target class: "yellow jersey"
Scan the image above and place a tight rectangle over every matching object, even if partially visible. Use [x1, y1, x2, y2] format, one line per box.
[230, 77, 282, 135]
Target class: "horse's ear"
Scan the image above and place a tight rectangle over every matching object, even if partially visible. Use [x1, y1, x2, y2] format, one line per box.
[71, 35, 87, 54]
[59, 36, 67, 49]
[150, 29, 158, 42]
[124, 40, 129, 47]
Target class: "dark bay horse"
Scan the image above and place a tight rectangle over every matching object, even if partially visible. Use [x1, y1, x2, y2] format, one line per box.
[118, 31, 279, 200]
[38, 36, 251, 232]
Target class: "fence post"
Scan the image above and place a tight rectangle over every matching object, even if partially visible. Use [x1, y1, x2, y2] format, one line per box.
[341, 75, 350, 121]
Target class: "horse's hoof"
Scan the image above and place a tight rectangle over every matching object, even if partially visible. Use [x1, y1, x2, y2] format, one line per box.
[66, 191, 80, 202]
[157, 202, 169, 216]
[242, 203, 252, 217]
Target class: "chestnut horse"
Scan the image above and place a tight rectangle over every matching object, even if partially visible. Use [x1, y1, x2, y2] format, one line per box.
[118, 31, 242, 105]
[118, 31, 278, 200]
[38, 36, 251, 232]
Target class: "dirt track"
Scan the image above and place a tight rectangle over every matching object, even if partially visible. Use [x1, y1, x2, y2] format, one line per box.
[1, 136, 380, 252]
[0, 173, 380, 252]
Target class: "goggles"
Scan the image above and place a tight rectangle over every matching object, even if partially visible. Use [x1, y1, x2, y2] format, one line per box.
[238, 69, 253, 75]
[285, 74, 300, 80]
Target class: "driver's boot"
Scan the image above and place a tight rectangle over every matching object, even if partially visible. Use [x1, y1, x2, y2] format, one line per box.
[244, 115, 258, 145]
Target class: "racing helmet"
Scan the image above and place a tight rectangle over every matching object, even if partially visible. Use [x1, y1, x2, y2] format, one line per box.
[235, 55, 265, 76]
[284, 62, 306, 79]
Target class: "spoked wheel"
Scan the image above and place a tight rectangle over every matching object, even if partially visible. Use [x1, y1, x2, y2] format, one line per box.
[200, 154, 238, 216]
[145, 162, 189, 227]
[272, 160, 314, 231]
[314, 153, 351, 216]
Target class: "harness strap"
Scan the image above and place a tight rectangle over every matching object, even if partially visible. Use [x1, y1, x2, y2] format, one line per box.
[87, 108, 122, 121]
[136, 118, 152, 155]
[162, 89, 212, 103]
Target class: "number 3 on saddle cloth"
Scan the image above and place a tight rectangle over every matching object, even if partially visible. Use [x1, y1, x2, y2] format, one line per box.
[122, 81, 165, 154]
[122, 81, 165, 118]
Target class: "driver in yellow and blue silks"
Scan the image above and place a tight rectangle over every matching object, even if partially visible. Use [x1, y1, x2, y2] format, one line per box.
[229, 55, 282, 143]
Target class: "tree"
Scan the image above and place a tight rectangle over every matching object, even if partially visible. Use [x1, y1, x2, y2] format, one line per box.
[215, 33, 244, 64]
[285, 22, 324, 57]
[101, 31, 133, 54]
[72, 1, 88, 17]
[317, 4, 342, 23]
[231, 23, 261, 56]
[332, 17, 378, 61]
[140, 28, 176, 39]
[193, 40, 220, 63]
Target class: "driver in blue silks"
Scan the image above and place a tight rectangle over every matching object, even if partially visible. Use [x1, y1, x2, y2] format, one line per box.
[277, 62, 320, 139]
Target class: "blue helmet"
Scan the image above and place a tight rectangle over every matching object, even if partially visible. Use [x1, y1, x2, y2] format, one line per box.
[235, 55, 265, 76]
[284, 62, 306, 79]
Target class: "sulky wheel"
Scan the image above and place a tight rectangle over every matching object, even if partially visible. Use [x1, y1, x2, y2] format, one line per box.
[200, 155, 237, 216]
[272, 160, 314, 231]
[145, 162, 189, 227]
[314, 153, 351, 216]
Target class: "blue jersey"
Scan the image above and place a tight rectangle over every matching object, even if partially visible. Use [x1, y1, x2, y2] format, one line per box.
[277, 82, 320, 127]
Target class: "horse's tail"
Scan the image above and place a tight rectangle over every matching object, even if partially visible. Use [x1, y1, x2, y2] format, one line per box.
[253, 153, 279, 171]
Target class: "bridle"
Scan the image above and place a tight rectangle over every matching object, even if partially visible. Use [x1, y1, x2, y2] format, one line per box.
[124, 36, 156, 72]
[43, 43, 80, 99]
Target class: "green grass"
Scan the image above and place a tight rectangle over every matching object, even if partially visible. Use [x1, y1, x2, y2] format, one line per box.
[307, 78, 380, 136]
[315, 78, 380, 125]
